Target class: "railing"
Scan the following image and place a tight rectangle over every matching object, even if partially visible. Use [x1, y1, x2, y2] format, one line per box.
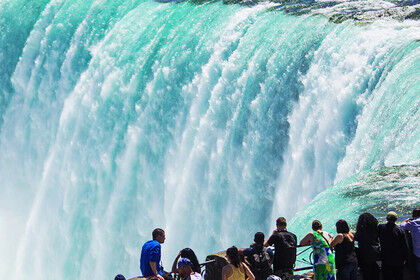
[294, 244, 313, 272]
[203, 245, 315, 280]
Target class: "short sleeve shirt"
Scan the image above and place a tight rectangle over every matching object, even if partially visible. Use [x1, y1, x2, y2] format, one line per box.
[140, 240, 162, 276]
[266, 230, 297, 270]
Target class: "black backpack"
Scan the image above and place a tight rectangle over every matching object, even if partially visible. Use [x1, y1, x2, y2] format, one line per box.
[247, 247, 272, 280]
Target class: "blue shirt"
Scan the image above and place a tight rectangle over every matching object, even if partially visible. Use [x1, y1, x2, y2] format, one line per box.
[401, 217, 420, 258]
[140, 240, 162, 276]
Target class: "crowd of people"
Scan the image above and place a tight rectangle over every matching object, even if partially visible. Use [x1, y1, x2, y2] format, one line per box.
[114, 208, 419, 280]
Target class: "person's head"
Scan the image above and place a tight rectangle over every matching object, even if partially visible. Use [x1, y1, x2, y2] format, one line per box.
[114, 275, 126, 280]
[356, 212, 378, 235]
[312, 220, 322, 231]
[336, 220, 350, 234]
[412, 208, 420, 219]
[226, 246, 240, 268]
[254, 232, 265, 245]
[152, 228, 165, 243]
[180, 248, 200, 273]
[276, 217, 287, 229]
[386, 211, 398, 223]
[177, 258, 194, 278]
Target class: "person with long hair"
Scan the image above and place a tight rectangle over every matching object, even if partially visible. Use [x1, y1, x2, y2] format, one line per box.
[172, 248, 201, 274]
[300, 220, 336, 280]
[222, 246, 255, 280]
[331, 220, 357, 280]
[354, 213, 380, 280]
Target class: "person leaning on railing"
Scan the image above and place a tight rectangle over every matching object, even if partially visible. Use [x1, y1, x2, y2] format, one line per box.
[330, 220, 358, 280]
[299, 220, 336, 280]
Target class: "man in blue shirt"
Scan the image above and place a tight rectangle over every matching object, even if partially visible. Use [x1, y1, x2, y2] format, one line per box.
[140, 228, 166, 280]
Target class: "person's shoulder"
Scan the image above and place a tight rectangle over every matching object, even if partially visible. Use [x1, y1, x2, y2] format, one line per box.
[267, 232, 279, 243]
[322, 230, 332, 236]
[378, 223, 386, 230]
[142, 240, 153, 247]
[190, 272, 203, 280]
[335, 233, 345, 241]
[222, 263, 233, 275]
[147, 240, 161, 249]
[243, 247, 252, 256]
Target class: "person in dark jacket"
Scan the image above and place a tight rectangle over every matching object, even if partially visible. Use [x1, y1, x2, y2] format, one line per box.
[331, 220, 358, 280]
[242, 232, 273, 280]
[378, 211, 409, 280]
[355, 213, 380, 280]
[264, 217, 297, 280]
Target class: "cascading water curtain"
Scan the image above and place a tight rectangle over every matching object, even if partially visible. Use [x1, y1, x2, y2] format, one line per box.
[0, 0, 418, 279]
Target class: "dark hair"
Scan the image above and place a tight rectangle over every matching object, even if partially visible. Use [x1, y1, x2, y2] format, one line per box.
[115, 275, 126, 280]
[226, 246, 240, 268]
[336, 220, 350, 234]
[312, 220, 322, 231]
[355, 213, 378, 237]
[254, 232, 265, 244]
[152, 228, 165, 240]
[181, 248, 201, 273]
[413, 208, 420, 218]
[276, 217, 287, 227]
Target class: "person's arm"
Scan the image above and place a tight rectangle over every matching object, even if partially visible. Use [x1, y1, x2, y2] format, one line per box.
[242, 263, 255, 280]
[150, 261, 165, 280]
[264, 230, 277, 247]
[171, 251, 182, 273]
[299, 232, 313, 246]
[400, 219, 414, 231]
[330, 233, 344, 248]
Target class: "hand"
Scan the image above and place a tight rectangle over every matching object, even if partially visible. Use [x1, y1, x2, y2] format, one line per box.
[157, 274, 165, 280]
[272, 229, 278, 235]
[177, 251, 182, 257]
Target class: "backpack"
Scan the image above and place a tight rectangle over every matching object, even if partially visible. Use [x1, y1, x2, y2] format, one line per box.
[247, 247, 273, 280]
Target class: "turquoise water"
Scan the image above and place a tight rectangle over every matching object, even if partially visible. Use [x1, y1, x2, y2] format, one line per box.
[0, 0, 419, 279]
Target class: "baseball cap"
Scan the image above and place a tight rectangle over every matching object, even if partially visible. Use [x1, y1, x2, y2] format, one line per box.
[178, 258, 193, 268]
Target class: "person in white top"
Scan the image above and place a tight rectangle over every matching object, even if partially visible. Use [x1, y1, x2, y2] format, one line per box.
[177, 258, 203, 280]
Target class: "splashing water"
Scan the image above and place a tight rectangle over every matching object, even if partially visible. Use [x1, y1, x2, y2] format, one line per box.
[0, 0, 418, 279]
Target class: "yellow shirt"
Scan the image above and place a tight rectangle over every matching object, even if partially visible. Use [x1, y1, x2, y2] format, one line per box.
[227, 264, 245, 280]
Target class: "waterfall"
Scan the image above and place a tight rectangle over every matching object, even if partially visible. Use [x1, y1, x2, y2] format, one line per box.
[0, 0, 418, 279]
